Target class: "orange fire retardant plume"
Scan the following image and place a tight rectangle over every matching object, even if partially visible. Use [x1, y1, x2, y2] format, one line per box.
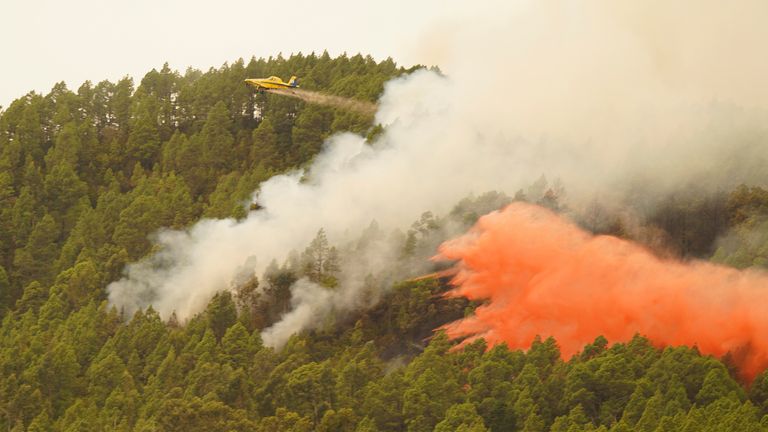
[437, 202, 768, 380]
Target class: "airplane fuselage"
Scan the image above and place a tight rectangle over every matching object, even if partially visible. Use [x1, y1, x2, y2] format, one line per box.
[244, 76, 298, 90]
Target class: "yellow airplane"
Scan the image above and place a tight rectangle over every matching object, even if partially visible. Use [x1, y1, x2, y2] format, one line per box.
[244, 76, 299, 91]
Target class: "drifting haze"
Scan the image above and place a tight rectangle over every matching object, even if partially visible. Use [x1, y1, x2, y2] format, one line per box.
[108, 1, 768, 347]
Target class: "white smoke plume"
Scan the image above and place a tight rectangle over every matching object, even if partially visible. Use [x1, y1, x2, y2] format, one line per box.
[108, 0, 768, 347]
[261, 279, 335, 348]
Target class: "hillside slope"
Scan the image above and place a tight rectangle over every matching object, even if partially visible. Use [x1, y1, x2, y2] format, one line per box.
[2, 53, 768, 431]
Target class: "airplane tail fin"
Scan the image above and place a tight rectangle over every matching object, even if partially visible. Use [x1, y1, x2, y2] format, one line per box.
[288, 76, 299, 87]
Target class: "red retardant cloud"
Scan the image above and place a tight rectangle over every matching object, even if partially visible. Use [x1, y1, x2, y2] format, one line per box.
[437, 202, 768, 380]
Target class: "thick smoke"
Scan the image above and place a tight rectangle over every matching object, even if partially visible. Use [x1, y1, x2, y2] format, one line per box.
[438, 203, 768, 380]
[108, 1, 768, 347]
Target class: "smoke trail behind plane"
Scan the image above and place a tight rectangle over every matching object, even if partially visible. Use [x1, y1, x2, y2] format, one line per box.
[438, 203, 768, 380]
[266, 88, 377, 116]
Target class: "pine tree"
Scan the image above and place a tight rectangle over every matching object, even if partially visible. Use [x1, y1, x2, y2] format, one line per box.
[302, 228, 339, 285]
[0, 266, 11, 314]
[13, 213, 60, 286]
[206, 291, 238, 341]
[251, 117, 280, 168]
[126, 101, 161, 169]
[221, 322, 254, 366]
[200, 101, 235, 171]
[695, 366, 743, 406]
[434, 403, 489, 432]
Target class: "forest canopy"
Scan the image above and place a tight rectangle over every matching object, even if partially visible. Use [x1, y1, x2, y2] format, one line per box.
[2, 52, 768, 431]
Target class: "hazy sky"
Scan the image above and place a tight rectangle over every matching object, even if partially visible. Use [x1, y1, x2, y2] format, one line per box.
[0, 0, 452, 108]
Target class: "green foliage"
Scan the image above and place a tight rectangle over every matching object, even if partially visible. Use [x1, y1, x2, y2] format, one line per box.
[0, 51, 415, 316]
[206, 291, 238, 341]
[13, 213, 59, 287]
[1, 52, 767, 431]
[434, 402, 488, 432]
[302, 228, 340, 287]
